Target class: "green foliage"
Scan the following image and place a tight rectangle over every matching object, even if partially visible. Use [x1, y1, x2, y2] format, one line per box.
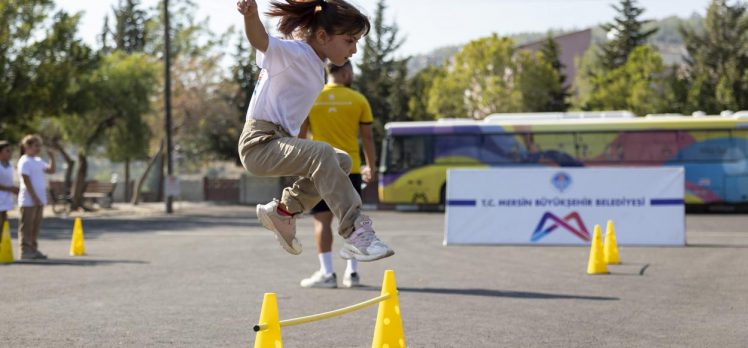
[406, 66, 443, 121]
[63, 52, 158, 154]
[0, 1, 96, 141]
[429, 35, 520, 119]
[576, 45, 667, 115]
[681, 0, 748, 114]
[102, 0, 150, 53]
[355, 0, 409, 147]
[599, 0, 658, 70]
[539, 35, 570, 111]
[426, 34, 563, 118]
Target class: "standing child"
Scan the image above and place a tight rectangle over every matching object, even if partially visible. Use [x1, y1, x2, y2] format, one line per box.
[17, 135, 55, 260]
[236, 0, 394, 261]
[0, 141, 19, 237]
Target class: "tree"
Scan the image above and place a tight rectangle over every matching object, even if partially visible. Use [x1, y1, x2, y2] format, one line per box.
[100, 0, 153, 201]
[681, 0, 748, 114]
[578, 45, 668, 115]
[599, 0, 658, 70]
[0, 1, 96, 142]
[198, 29, 261, 164]
[62, 52, 159, 210]
[428, 35, 522, 119]
[575, 0, 665, 114]
[406, 66, 444, 121]
[539, 34, 570, 111]
[517, 50, 562, 112]
[356, 0, 409, 150]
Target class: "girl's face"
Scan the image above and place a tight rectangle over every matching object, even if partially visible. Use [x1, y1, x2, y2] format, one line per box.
[24, 141, 41, 156]
[316, 31, 362, 66]
[0, 147, 11, 162]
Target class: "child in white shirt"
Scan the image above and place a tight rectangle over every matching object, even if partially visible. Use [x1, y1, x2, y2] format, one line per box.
[0, 141, 19, 238]
[236, 0, 393, 261]
[17, 135, 55, 260]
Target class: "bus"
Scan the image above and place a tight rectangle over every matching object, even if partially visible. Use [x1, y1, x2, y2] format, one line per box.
[378, 111, 748, 207]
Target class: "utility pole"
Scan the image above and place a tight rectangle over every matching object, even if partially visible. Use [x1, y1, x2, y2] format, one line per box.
[164, 0, 174, 214]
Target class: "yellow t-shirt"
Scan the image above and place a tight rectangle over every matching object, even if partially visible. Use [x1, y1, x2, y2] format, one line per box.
[307, 83, 373, 174]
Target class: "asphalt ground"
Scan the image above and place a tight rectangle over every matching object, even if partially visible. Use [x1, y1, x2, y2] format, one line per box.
[1, 204, 747, 347]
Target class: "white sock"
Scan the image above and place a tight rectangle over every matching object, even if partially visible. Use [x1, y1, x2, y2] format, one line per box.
[345, 259, 358, 275]
[319, 252, 334, 276]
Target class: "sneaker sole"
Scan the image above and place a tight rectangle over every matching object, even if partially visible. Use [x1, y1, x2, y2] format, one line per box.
[341, 280, 361, 288]
[256, 204, 303, 255]
[339, 247, 395, 262]
[300, 282, 338, 289]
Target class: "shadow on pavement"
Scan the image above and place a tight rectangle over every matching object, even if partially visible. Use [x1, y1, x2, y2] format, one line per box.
[686, 243, 748, 248]
[11, 259, 149, 267]
[353, 286, 618, 301]
[3, 215, 262, 241]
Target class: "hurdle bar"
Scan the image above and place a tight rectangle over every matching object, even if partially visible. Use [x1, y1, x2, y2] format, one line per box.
[254, 293, 391, 332]
[252, 269, 406, 348]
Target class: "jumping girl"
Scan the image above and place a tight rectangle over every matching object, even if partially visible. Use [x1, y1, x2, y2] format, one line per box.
[236, 0, 394, 261]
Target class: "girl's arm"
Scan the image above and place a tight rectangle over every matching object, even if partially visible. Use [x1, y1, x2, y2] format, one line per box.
[0, 184, 19, 194]
[22, 175, 42, 206]
[44, 149, 56, 174]
[360, 124, 378, 184]
[298, 118, 310, 139]
[237, 0, 269, 52]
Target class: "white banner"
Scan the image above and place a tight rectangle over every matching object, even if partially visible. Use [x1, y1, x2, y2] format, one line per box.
[445, 167, 685, 246]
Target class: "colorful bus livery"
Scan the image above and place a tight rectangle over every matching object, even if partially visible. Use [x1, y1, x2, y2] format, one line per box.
[378, 112, 748, 206]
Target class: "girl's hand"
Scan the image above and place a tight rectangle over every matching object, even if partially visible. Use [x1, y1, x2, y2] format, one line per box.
[237, 0, 258, 17]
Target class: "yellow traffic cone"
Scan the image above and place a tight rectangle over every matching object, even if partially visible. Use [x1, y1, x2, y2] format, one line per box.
[587, 224, 608, 275]
[372, 270, 406, 348]
[0, 220, 14, 264]
[69, 217, 86, 256]
[254, 293, 283, 348]
[604, 220, 621, 265]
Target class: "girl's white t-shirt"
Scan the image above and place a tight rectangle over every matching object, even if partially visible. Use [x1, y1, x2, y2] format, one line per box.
[0, 162, 14, 211]
[18, 155, 48, 207]
[246, 35, 326, 137]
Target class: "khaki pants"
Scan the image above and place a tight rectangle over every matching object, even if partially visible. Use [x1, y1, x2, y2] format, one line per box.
[238, 120, 361, 238]
[19, 206, 43, 253]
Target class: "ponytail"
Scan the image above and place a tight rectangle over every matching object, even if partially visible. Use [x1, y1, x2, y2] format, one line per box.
[267, 0, 370, 39]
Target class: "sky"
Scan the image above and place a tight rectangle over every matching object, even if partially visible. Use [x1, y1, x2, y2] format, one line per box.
[58, 0, 710, 57]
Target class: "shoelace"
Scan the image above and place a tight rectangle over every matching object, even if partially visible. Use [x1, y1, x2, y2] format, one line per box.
[351, 226, 377, 249]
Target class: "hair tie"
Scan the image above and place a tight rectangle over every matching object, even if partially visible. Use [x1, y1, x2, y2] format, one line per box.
[314, 0, 326, 13]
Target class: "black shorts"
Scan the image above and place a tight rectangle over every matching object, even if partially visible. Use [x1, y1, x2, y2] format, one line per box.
[310, 174, 363, 214]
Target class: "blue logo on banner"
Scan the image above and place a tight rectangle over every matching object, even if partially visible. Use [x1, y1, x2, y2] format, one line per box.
[551, 172, 572, 193]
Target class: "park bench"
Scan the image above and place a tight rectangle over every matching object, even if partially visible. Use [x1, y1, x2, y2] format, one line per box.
[83, 180, 117, 208]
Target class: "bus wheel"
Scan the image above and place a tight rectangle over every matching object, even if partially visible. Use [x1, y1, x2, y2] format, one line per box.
[439, 184, 447, 206]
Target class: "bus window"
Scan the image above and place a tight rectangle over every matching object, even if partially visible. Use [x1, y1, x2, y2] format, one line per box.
[576, 132, 623, 162]
[733, 130, 748, 159]
[387, 135, 431, 172]
[618, 131, 678, 162]
[433, 135, 481, 164]
[481, 134, 526, 164]
[679, 130, 736, 162]
[526, 133, 579, 165]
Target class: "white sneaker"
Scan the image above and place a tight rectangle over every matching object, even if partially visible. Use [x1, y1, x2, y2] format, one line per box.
[342, 272, 360, 288]
[300, 271, 337, 288]
[340, 215, 394, 262]
[256, 199, 302, 255]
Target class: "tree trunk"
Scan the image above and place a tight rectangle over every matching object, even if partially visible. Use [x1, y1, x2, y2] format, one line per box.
[50, 142, 75, 195]
[157, 148, 165, 202]
[71, 153, 88, 211]
[131, 141, 164, 205]
[124, 158, 131, 201]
